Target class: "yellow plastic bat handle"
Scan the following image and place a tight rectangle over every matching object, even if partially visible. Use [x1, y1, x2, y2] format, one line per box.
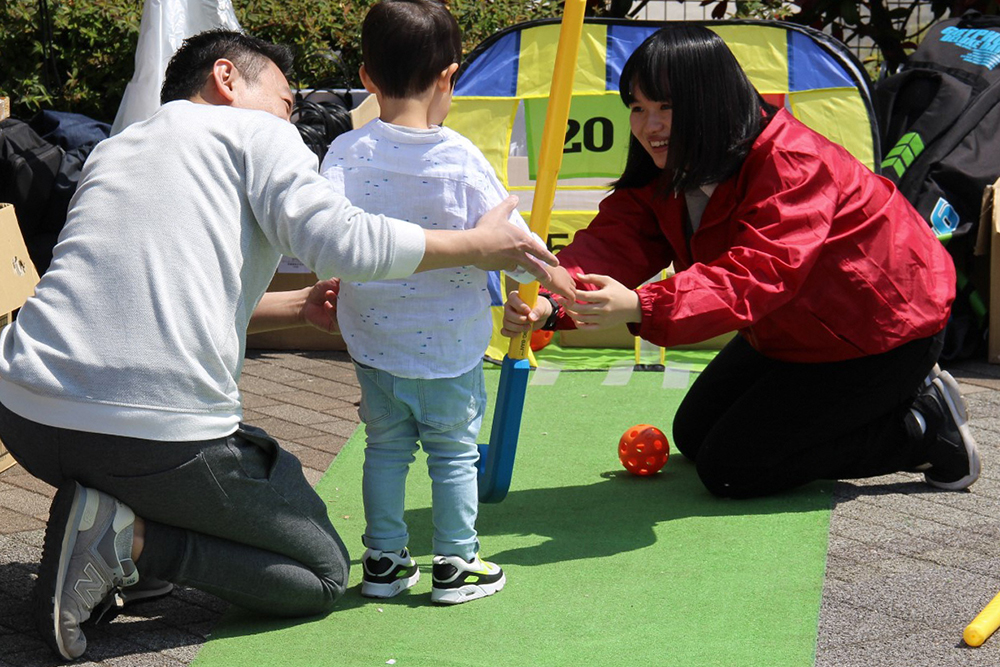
[509, 0, 587, 360]
[965, 590, 1000, 647]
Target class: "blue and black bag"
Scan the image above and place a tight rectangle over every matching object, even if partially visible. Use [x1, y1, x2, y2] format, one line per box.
[875, 11, 1000, 359]
[0, 112, 108, 275]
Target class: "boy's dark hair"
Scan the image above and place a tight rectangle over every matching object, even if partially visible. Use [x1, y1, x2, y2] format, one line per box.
[614, 24, 775, 193]
[362, 0, 462, 99]
[160, 29, 294, 104]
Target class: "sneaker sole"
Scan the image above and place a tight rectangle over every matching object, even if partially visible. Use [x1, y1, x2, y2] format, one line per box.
[936, 370, 968, 422]
[94, 579, 177, 624]
[36, 481, 88, 660]
[120, 580, 175, 605]
[924, 363, 941, 388]
[926, 374, 981, 491]
[431, 573, 506, 605]
[361, 570, 420, 598]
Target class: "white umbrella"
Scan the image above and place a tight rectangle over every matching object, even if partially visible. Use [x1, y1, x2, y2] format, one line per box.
[111, 0, 241, 134]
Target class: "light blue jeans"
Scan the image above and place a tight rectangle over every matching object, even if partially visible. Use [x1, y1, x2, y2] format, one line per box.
[354, 361, 486, 560]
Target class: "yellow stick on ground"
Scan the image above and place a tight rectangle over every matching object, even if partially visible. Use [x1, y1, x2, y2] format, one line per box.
[964, 590, 1000, 646]
[508, 0, 587, 361]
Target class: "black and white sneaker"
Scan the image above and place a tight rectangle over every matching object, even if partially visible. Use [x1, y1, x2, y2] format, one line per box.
[36, 482, 139, 660]
[431, 554, 505, 605]
[924, 363, 942, 387]
[360, 548, 419, 598]
[912, 371, 981, 490]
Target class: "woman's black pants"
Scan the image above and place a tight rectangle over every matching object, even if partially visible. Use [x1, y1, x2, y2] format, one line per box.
[672, 330, 944, 498]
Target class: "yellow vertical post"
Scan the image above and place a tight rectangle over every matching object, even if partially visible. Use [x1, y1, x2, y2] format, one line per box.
[508, 0, 587, 360]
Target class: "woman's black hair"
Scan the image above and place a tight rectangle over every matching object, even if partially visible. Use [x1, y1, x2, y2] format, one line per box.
[362, 0, 463, 98]
[161, 30, 294, 104]
[613, 24, 775, 193]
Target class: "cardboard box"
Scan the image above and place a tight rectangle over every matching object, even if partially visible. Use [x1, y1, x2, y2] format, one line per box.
[245, 257, 347, 351]
[0, 203, 41, 472]
[982, 178, 1000, 363]
[0, 204, 39, 324]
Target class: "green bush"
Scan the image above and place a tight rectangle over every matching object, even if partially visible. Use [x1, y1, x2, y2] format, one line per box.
[0, 0, 559, 123]
[1, 0, 144, 122]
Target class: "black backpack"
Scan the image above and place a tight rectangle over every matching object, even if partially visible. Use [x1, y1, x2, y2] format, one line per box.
[874, 12, 1000, 359]
[0, 117, 100, 274]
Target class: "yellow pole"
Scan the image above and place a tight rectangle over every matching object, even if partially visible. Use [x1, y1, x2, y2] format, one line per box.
[965, 590, 1000, 646]
[508, 0, 587, 360]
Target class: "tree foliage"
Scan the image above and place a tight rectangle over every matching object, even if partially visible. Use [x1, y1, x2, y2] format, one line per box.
[0, 0, 559, 122]
[4, 0, 998, 123]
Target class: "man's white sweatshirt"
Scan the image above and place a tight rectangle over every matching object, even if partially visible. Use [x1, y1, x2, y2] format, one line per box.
[0, 101, 425, 441]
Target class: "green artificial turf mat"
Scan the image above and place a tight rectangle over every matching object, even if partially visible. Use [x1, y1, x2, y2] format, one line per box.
[194, 368, 832, 667]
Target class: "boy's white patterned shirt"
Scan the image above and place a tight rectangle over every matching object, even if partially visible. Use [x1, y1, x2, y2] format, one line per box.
[321, 119, 532, 379]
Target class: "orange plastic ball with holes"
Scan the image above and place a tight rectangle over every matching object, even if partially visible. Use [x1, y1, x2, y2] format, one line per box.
[530, 329, 554, 351]
[618, 424, 669, 476]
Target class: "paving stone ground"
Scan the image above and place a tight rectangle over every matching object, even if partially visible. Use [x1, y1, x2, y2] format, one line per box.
[2, 350, 1000, 666]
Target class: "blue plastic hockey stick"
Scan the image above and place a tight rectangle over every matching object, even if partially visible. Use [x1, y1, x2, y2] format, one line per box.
[477, 0, 586, 503]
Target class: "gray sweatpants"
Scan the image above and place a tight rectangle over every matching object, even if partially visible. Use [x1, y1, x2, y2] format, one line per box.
[0, 401, 349, 617]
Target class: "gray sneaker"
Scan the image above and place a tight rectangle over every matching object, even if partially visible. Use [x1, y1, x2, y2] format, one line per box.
[36, 481, 139, 660]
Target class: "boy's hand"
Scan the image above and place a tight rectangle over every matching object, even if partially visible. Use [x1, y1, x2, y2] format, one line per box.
[302, 278, 340, 333]
[536, 265, 576, 301]
[564, 273, 641, 330]
[501, 290, 553, 338]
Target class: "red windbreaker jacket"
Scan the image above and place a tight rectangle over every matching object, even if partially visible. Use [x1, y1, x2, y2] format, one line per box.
[553, 110, 955, 363]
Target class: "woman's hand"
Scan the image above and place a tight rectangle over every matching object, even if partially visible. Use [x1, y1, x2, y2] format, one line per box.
[565, 273, 641, 329]
[501, 290, 553, 338]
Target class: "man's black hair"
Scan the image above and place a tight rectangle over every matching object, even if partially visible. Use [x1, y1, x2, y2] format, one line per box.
[614, 24, 775, 194]
[161, 29, 294, 104]
[361, 0, 462, 99]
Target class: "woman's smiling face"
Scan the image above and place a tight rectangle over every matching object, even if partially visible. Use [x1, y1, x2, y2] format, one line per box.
[628, 85, 673, 169]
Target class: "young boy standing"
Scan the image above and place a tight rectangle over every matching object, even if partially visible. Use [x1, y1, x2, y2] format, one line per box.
[321, 0, 544, 604]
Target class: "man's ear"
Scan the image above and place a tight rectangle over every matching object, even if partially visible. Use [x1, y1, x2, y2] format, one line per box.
[438, 62, 460, 92]
[207, 59, 240, 104]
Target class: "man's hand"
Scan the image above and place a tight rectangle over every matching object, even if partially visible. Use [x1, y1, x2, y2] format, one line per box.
[417, 196, 563, 285]
[470, 196, 558, 280]
[564, 273, 641, 330]
[302, 278, 340, 333]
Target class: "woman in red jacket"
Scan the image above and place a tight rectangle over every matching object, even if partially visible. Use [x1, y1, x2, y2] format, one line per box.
[503, 24, 979, 498]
